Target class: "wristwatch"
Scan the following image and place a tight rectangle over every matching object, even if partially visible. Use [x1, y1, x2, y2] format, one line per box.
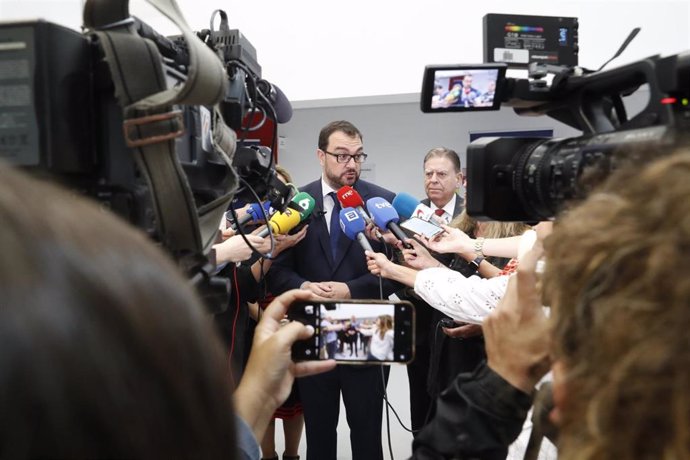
[469, 255, 484, 272]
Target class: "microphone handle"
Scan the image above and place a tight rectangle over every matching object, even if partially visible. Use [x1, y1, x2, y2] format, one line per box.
[388, 222, 413, 249]
[256, 223, 275, 238]
[357, 206, 382, 238]
[356, 232, 374, 253]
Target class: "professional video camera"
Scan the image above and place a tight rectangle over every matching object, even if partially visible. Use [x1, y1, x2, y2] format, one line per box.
[0, 0, 294, 313]
[421, 18, 690, 221]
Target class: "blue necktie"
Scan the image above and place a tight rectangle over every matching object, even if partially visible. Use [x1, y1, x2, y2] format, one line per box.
[329, 192, 341, 260]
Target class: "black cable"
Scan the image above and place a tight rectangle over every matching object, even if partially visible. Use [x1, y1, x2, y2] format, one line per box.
[381, 365, 394, 460]
[227, 176, 275, 259]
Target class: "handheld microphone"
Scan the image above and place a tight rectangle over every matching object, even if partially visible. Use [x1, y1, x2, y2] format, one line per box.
[257, 208, 301, 238]
[336, 185, 382, 238]
[366, 197, 413, 249]
[289, 192, 316, 222]
[391, 193, 419, 219]
[339, 207, 374, 253]
[232, 201, 273, 229]
[392, 192, 445, 226]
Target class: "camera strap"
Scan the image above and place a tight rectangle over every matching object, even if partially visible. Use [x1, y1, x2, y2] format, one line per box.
[83, 0, 236, 263]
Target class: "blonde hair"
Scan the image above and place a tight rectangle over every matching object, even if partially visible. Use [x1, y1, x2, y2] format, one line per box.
[543, 149, 690, 460]
[274, 164, 293, 184]
[377, 314, 394, 340]
[449, 210, 530, 239]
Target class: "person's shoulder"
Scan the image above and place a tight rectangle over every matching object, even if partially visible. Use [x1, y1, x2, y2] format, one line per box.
[356, 180, 395, 200]
[299, 179, 321, 193]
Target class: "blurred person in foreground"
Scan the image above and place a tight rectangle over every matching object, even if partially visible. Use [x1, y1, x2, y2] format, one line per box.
[0, 163, 333, 459]
[411, 149, 690, 459]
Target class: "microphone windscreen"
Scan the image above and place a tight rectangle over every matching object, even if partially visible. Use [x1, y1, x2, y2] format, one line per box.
[392, 193, 420, 220]
[246, 201, 272, 222]
[271, 84, 293, 124]
[337, 185, 365, 209]
[339, 207, 367, 240]
[366, 197, 400, 229]
[291, 191, 316, 221]
[269, 208, 301, 234]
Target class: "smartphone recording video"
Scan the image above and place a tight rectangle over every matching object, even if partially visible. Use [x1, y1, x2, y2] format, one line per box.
[400, 216, 444, 239]
[288, 300, 415, 364]
[420, 63, 507, 113]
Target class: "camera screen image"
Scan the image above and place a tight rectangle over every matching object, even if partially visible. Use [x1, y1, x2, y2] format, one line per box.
[319, 302, 412, 363]
[421, 64, 506, 113]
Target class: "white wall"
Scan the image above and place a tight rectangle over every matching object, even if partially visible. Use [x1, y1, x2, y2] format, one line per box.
[1, 0, 688, 102]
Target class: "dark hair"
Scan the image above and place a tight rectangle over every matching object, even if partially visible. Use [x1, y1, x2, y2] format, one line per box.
[0, 164, 237, 458]
[318, 120, 363, 151]
[423, 147, 462, 173]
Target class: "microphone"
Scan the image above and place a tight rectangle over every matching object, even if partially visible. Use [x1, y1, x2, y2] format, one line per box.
[391, 192, 418, 220]
[257, 207, 301, 238]
[392, 192, 446, 226]
[232, 201, 273, 229]
[339, 207, 374, 253]
[366, 197, 413, 249]
[289, 191, 316, 222]
[337, 185, 378, 230]
[258, 79, 293, 123]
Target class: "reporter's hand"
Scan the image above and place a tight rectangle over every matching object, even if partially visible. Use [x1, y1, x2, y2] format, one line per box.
[402, 238, 439, 270]
[365, 222, 395, 245]
[442, 322, 483, 339]
[366, 250, 395, 278]
[213, 234, 271, 264]
[422, 225, 474, 257]
[483, 241, 551, 394]
[272, 225, 308, 257]
[234, 289, 336, 440]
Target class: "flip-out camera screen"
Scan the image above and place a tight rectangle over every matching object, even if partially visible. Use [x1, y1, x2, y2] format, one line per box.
[421, 64, 506, 113]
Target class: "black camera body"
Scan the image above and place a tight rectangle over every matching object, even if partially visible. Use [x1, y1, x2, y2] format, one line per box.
[0, 5, 292, 313]
[467, 52, 690, 221]
[421, 48, 690, 221]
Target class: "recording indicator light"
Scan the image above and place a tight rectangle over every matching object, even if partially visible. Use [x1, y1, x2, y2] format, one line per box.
[660, 97, 677, 105]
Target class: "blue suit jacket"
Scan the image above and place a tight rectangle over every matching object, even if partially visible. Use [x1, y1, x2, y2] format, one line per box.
[266, 179, 397, 299]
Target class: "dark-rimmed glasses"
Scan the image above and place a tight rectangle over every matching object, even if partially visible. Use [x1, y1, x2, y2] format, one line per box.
[322, 150, 368, 164]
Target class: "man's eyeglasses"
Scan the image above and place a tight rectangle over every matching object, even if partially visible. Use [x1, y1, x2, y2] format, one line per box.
[323, 150, 368, 164]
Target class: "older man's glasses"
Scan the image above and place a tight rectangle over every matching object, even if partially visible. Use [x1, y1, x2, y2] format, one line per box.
[323, 150, 368, 164]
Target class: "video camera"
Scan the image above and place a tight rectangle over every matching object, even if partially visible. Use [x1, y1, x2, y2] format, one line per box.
[0, 0, 294, 313]
[421, 16, 690, 221]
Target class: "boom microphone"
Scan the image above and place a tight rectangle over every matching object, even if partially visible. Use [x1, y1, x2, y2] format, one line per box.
[258, 79, 293, 123]
[366, 197, 413, 249]
[339, 207, 374, 253]
[257, 207, 301, 237]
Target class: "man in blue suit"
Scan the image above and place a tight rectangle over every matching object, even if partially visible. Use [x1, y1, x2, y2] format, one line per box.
[267, 120, 397, 460]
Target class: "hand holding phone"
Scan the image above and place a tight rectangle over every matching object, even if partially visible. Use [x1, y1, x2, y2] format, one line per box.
[400, 216, 444, 239]
[288, 300, 415, 364]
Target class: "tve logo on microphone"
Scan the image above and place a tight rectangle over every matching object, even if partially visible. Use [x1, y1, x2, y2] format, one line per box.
[373, 201, 392, 209]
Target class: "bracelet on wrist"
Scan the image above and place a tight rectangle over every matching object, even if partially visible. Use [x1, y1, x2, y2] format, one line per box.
[474, 237, 486, 257]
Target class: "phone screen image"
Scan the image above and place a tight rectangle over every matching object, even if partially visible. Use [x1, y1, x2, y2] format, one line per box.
[288, 300, 415, 364]
[400, 216, 444, 239]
